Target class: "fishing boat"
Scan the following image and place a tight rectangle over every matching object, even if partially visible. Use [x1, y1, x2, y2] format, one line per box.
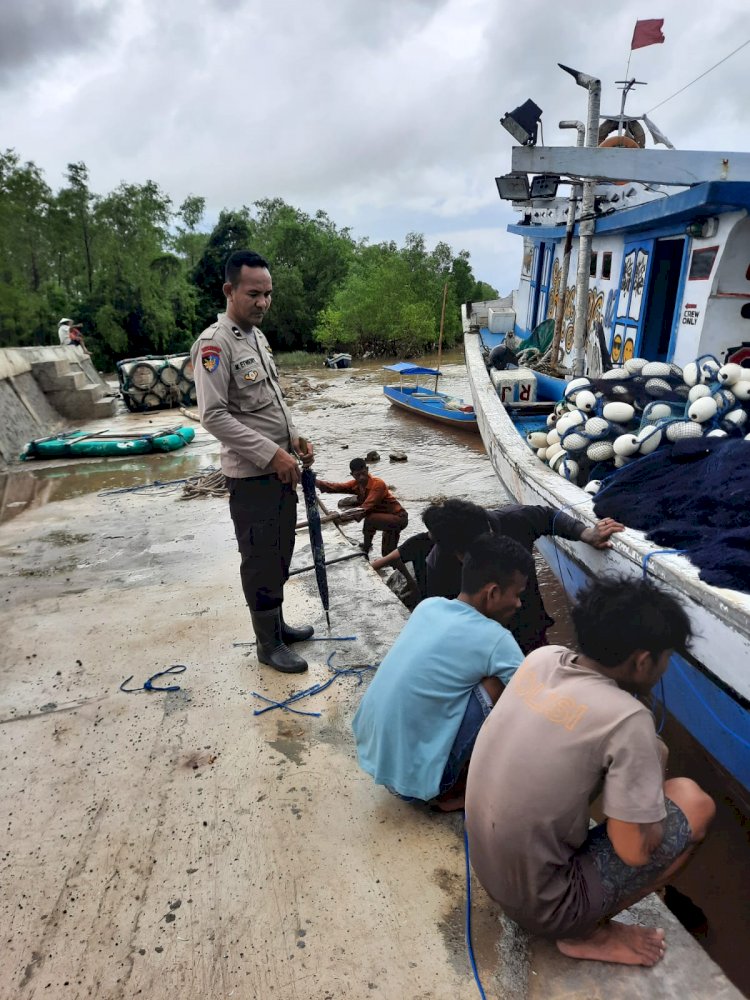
[465, 62, 750, 795]
[383, 362, 479, 432]
[324, 352, 353, 369]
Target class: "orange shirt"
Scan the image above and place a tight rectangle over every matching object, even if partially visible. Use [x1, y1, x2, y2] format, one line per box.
[317, 474, 405, 516]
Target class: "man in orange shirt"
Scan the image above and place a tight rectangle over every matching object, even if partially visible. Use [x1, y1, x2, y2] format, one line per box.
[317, 457, 408, 556]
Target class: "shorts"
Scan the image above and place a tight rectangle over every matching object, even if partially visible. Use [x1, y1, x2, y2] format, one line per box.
[387, 683, 494, 802]
[569, 798, 692, 935]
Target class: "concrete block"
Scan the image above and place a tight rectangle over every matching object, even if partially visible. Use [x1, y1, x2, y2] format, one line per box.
[45, 383, 108, 420]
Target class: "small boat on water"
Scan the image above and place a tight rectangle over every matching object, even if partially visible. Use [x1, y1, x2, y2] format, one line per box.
[465, 63, 750, 794]
[383, 363, 479, 432]
[324, 353, 352, 369]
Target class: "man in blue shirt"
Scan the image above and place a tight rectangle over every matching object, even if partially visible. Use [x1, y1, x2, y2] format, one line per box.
[353, 534, 534, 811]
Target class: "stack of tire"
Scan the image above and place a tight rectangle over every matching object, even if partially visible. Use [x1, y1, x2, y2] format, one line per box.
[117, 353, 195, 412]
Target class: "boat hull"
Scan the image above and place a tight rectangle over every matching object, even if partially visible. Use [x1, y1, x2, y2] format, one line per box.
[464, 332, 750, 793]
[383, 385, 479, 432]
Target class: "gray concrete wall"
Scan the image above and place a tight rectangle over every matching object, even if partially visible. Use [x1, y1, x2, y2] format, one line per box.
[0, 346, 115, 470]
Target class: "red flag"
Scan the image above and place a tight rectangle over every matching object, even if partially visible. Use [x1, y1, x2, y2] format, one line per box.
[631, 18, 665, 50]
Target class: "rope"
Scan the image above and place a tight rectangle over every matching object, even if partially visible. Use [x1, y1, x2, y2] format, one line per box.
[464, 818, 488, 1000]
[251, 650, 376, 717]
[120, 664, 187, 693]
[646, 38, 750, 113]
[180, 469, 228, 500]
[98, 466, 220, 497]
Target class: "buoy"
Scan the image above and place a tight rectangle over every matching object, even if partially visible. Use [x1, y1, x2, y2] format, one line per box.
[574, 390, 597, 413]
[636, 425, 662, 454]
[603, 401, 635, 423]
[583, 479, 602, 495]
[536, 447, 548, 461]
[683, 361, 699, 387]
[687, 384, 711, 402]
[718, 363, 744, 386]
[613, 433, 640, 457]
[546, 441, 564, 461]
[586, 440, 615, 462]
[546, 412, 558, 428]
[666, 421, 704, 441]
[564, 377, 591, 400]
[642, 361, 672, 378]
[561, 432, 588, 453]
[688, 396, 718, 422]
[643, 402, 674, 422]
[547, 428, 561, 446]
[707, 429, 728, 437]
[556, 410, 585, 435]
[584, 416, 610, 440]
[733, 380, 750, 401]
[723, 408, 747, 429]
[623, 357, 647, 375]
[527, 431, 548, 449]
[645, 377, 673, 397]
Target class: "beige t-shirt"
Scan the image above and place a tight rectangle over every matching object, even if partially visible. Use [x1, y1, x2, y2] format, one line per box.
[465, 646, 666, 937]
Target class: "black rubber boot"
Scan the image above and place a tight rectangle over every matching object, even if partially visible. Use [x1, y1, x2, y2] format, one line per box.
[251, 609, 308, 673]
[280, 608, 314, 644]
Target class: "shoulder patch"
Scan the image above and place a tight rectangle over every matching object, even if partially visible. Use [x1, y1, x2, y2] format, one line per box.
[201, 344, 221, 373]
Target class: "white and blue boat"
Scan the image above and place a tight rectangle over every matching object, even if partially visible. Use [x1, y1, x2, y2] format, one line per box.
[465, 65, 750, 795]
[383, 362, 479, 432]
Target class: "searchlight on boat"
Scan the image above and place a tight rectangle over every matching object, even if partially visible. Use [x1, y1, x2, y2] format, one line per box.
[499, 99, 543, 146]
[495, 173, 531, 201]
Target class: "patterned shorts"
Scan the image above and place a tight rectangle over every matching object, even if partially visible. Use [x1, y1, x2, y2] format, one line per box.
[574, 798, 692, 929]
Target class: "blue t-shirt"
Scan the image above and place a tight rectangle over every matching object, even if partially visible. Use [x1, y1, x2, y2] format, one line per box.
[352, 597, 524, 800]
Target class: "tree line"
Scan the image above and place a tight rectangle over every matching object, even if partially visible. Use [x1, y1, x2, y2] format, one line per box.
[0, 150, 498, 366]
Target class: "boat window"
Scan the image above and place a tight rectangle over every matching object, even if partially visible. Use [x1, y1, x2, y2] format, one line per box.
[746, 264, 750, 281]
[741, 304, 750, 320]
[601, 252, 613, 280]
[590, 252, 598, 277]
[688, 246, 719, 280]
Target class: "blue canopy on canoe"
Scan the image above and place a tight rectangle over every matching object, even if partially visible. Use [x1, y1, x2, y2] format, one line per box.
[383, 362, 441, 376]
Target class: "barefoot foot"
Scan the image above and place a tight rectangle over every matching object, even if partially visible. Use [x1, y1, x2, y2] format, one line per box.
[557, 920, 666, 966]
[429, 792, 466, 812]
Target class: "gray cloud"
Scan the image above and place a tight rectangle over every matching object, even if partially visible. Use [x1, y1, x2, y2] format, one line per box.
[0, 0, 748, 286]
[0, 1, 117, 84]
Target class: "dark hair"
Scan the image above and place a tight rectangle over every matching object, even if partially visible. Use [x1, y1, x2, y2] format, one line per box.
[225, 250, 270, 287]
[460, 534, 533, 594]
[349, 457, 367, 473]
[571, 576, 693, 667]
[422, 498, 489, 554]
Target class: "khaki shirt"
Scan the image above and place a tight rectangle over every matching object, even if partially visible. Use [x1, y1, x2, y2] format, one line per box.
[191, 313, 298, 478]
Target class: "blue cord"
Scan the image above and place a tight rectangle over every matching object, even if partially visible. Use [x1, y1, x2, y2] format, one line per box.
[251, 650, 376, 717]
[463, 817, 487, 1000]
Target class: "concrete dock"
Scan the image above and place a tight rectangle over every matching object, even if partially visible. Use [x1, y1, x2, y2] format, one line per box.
[0, 406, 744, 999]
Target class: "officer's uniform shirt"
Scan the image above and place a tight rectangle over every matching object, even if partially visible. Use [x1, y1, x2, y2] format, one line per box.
[191, 313, 298, 478]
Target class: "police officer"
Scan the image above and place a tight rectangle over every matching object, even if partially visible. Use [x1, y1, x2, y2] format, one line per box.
[191, 250, 315, 673]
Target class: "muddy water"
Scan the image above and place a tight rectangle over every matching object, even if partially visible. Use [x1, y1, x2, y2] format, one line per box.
[2, 348, 749, 994]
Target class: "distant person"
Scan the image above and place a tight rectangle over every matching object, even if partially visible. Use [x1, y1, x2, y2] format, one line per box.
[57, 318, 90, 356]
[353, 535, 533, 811]
[317, 457, 408, 556]
[466, 576, 715, 967]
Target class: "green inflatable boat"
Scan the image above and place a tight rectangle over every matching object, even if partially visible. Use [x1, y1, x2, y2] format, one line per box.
[21, 426, 196, 460]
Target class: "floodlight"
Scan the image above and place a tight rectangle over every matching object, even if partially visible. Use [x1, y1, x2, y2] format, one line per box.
[500, 99, 543, 146]
[495, 173, 531, 201]
[530, 174, 559, 199]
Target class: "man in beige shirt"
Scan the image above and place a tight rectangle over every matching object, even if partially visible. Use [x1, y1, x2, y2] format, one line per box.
[466, 576, 715, 967]
[191, 250, 314, 673]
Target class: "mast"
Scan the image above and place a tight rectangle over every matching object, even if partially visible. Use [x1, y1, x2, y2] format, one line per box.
[558, 64, 601, 378]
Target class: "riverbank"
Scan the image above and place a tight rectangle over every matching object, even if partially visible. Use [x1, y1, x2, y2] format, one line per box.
[0, 359, 745, 999]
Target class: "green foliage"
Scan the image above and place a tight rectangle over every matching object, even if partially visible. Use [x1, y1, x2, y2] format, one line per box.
[0, 150, 496, 363]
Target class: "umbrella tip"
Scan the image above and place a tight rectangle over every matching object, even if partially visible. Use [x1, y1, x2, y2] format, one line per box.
[325, 611, 331, 630]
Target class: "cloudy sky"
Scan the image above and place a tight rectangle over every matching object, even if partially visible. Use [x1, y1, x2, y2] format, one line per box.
[2, 0, 748, 291]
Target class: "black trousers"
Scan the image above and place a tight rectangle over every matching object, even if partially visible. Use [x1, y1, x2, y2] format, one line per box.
[227, 475, 297, 613]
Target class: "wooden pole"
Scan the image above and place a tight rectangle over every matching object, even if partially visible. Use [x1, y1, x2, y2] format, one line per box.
[436, 281, 448, 391]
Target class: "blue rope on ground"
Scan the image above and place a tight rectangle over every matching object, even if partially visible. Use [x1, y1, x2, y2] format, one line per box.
[251, 650, 376, 717]
[120, 664, 187, 693]
[233, 636, 357, 647]
[463, 817, 487, 1000]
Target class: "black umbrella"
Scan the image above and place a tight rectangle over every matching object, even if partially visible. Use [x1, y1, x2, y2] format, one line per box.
[300, 467, 331, 629]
